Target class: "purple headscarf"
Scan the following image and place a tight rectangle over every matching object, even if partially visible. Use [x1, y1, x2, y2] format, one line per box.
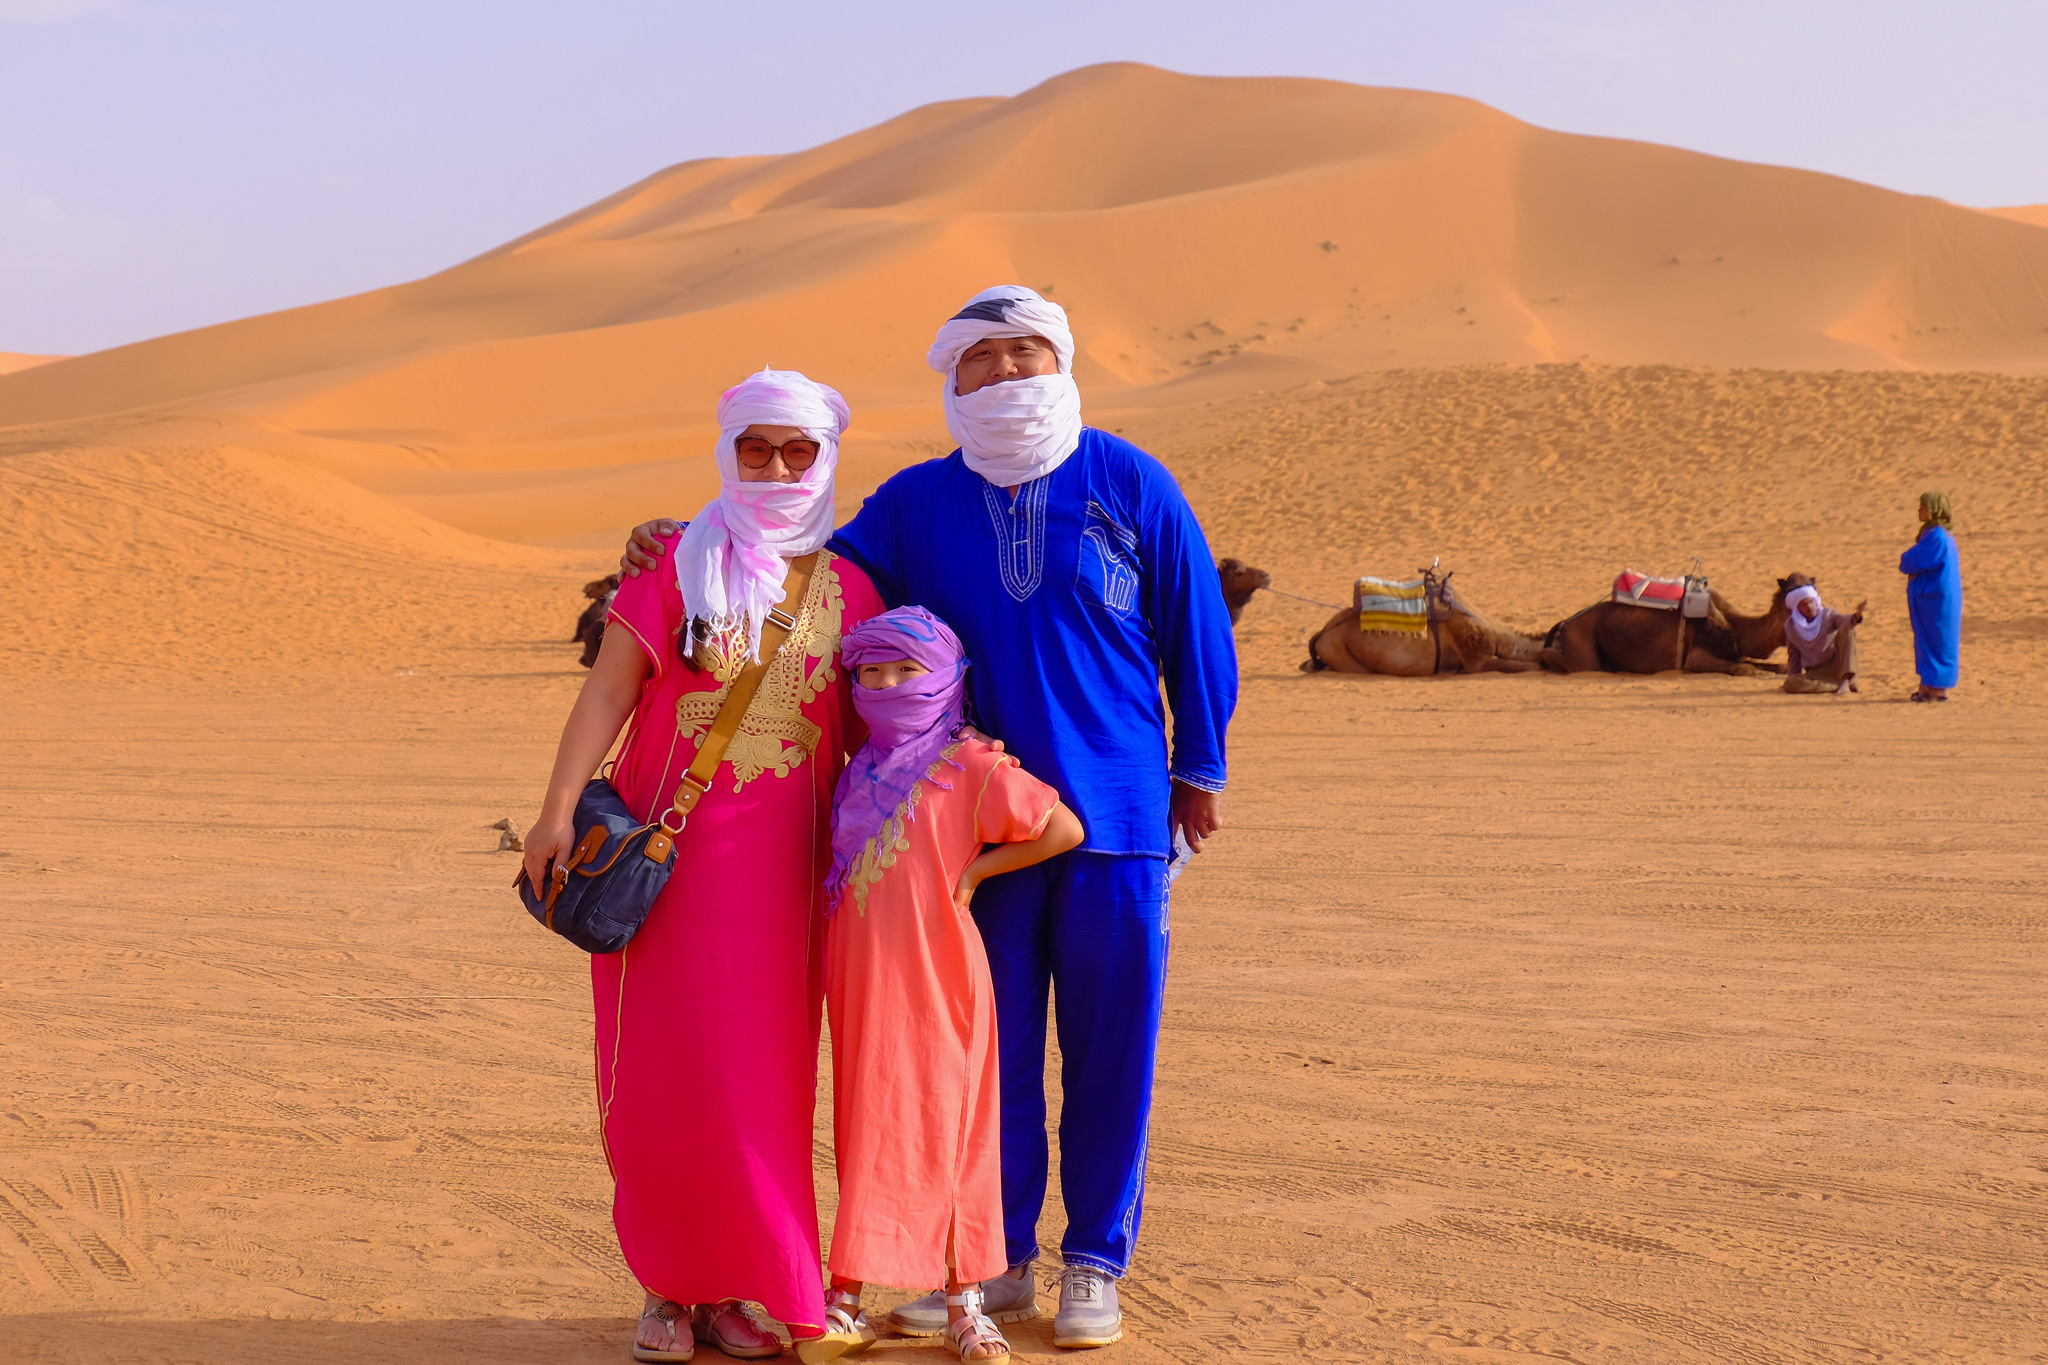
[826, 607, 970, 912]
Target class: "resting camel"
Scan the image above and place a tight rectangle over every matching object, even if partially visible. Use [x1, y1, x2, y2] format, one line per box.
[1303, 577, 1546, 675]
[1539, 575, 1802, 675]
[574, 574, 621, 668]
[1217, 558, 1272, 625]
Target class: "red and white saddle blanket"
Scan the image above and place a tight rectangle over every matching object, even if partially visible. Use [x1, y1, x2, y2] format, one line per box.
[1612, 569, 1686, 611]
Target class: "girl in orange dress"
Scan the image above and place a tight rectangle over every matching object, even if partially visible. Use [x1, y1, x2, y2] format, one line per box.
[805, 607, 1082, 1364]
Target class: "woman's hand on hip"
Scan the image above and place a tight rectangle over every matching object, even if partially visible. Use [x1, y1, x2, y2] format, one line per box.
[522, 816, 577, 898]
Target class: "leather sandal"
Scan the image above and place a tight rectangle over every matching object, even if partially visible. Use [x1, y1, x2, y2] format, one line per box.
[944, 1286, 1011, 1361]
[793, 1287, 876, 1363]
[694, 1302, 784, 1359]
[635, 1300, 696, 1362]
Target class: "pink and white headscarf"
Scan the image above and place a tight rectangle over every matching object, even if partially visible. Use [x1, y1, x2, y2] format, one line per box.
[927, 285, 1083, 486]
[676, 368, 850, 662]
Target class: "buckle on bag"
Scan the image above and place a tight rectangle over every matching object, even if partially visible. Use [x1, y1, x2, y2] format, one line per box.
[766, 606, 797, 632]
[645, 771, 709, 863]
[668, 772, 711, 823]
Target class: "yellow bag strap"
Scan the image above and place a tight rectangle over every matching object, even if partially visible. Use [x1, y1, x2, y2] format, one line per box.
[650, 551, 819, 847]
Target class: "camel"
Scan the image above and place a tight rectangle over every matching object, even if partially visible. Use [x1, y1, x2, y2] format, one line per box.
[574, 574, 621, 668]
[1217, 558, 1272, 625]
[1539, 575, 1803, 675]
[1303, 575, 1547, 675]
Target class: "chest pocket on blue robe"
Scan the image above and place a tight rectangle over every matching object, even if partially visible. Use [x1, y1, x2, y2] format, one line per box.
[1078, 500, 1141, 618]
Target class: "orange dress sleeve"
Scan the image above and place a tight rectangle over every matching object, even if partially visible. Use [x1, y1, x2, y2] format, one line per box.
[973, 749, 1061, 846]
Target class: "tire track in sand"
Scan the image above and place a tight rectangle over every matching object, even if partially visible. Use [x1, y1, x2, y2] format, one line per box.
[456, 1188, 625, 1274]
[0, 1189, 91, 1294]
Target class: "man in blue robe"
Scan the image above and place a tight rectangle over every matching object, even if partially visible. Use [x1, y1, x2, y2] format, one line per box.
[1900, 490, 1962, 701]
[624, 287, 1236, 1350]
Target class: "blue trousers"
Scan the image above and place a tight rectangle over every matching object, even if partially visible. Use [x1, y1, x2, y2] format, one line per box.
[970, 850, 1168, 1277]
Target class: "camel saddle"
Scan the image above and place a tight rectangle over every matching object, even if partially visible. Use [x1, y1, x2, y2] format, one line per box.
[1613, 568, 1713, 618]
[1355, 575, 1431, 634]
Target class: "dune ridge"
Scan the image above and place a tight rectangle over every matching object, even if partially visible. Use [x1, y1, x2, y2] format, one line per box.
[0, 440, 587, 685]
[6, 65, 2048, 482]
[0, 352, 66, 375]
[8, 63, 2048, 553]
[1987, 203, 2048, 229]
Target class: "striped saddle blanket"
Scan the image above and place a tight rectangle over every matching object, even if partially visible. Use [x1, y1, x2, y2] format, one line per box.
[1355, 576, 1430, 634]
[1612, 569, 1686, 611]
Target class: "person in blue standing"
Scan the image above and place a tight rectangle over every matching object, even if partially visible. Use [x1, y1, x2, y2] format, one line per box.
[1900, 490, 1962, 703]
[622, 286, 1237, 1352]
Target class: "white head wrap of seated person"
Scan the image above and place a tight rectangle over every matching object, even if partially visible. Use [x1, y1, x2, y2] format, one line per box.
[927, 285, 1083, 486]
[675, 368, 850, 662]
[1784, 584, 1826, 644]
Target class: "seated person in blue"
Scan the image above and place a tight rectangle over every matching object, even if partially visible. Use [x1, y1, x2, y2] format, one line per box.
[622, 286, 1237, 1353]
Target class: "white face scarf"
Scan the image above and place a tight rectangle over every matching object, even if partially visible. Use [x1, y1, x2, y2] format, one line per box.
[675, 368, 849, 662]
[927, 285, 1084, 486]
[1785, 584, 1827, 644]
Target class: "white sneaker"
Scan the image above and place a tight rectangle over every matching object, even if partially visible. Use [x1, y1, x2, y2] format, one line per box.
[1052, 1265, 1122, 1349]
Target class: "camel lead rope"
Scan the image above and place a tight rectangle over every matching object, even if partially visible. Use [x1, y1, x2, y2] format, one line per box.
[1257, 585, 1348, 611]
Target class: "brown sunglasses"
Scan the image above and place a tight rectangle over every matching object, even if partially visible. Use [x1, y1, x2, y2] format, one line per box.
[734, 435, 821, 470]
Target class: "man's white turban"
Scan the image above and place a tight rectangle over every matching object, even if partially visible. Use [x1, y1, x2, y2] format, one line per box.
[927, 285, 1083, 486]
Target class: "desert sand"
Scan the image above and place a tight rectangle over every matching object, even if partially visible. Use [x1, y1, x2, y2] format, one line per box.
[0, 355, 65, 377]
[3, 63, 2045, 1364]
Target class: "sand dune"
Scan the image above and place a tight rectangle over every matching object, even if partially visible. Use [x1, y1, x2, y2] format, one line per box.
[6, 63, 2048, 549]
[0, 439, 586, 685]
[5, 62, 2047, 1365]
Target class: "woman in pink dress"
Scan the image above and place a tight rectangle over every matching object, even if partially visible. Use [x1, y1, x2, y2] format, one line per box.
[523, 370, 883, 1362]
[809, 608, 1082, 1363]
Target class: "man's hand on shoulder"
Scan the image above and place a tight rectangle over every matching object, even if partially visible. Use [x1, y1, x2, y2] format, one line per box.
[621, 519, 680, 577]
[1171, 781, 1223, 854]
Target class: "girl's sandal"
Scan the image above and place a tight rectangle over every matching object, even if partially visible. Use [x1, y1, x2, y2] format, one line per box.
[634, 1300, 696, 1363]
[945, 1288, 1012, 1361]
[794, 1287, 877, 1364]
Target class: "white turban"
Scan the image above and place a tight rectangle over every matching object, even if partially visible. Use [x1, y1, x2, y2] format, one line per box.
[675, 368, 850, 662]
[1784, 584, 1827, 645]
[927, 285, 1084, 486]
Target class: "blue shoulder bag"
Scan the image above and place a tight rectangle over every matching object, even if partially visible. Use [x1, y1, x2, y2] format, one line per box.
[515, 553, 816, 953]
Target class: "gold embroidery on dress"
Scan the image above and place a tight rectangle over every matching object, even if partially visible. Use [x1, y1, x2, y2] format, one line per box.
[848, 738, 970, 916]
[677, 552, 847, 790]
[695, 618, 752, 686]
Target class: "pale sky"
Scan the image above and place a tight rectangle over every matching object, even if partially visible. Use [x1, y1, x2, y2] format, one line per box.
[4, 0, 2044, 356]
